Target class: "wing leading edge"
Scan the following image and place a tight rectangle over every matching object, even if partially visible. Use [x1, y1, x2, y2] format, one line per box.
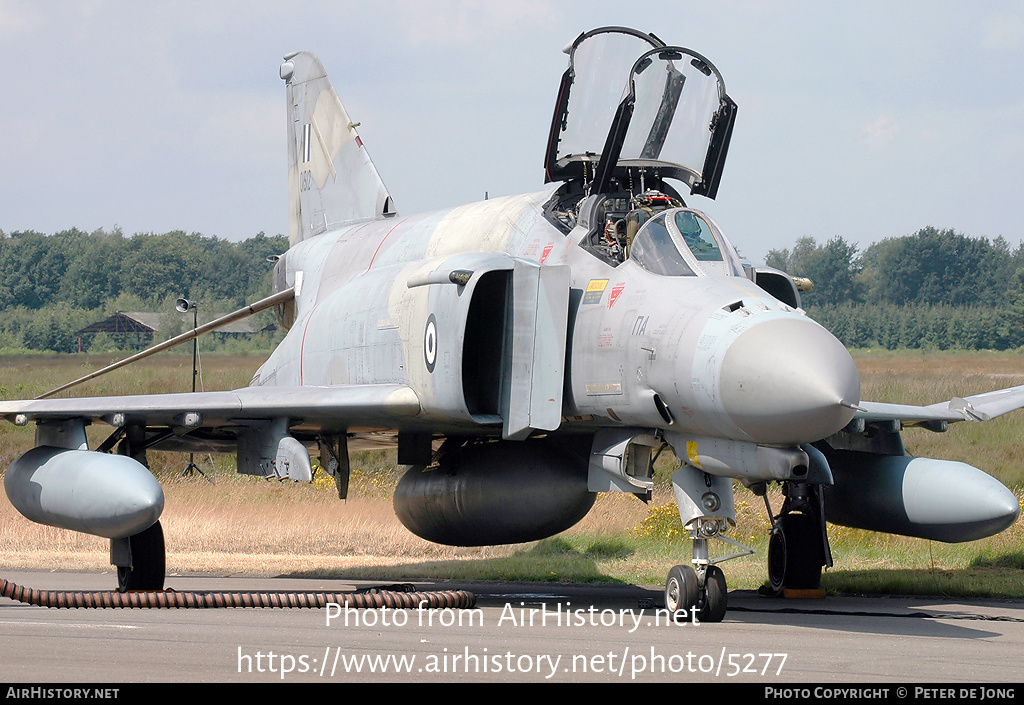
[856, 384, 1024, 426]
[0, 384, 420, 441]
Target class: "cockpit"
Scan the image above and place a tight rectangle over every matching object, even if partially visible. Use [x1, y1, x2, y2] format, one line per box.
[629, 208, 743, 277]
[540, 27, 739, 272]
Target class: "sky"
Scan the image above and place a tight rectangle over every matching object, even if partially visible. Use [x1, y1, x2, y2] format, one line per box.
[2, 0, 1023, 262]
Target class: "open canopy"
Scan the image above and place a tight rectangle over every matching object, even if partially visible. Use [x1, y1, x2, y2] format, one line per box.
[544, 27, 736, 199]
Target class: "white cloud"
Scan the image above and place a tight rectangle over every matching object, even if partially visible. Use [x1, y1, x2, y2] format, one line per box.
[862, 114, 900, 152]
[0, 0, 40, 39]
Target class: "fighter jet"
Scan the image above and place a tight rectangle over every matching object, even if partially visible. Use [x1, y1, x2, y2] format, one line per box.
[2, 27, 1020, 621]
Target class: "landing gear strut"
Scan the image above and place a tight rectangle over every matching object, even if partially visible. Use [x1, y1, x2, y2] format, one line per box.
[665, 467, 753, 623]
[112, 429, 166, 592]
[664, 520, 748, 622]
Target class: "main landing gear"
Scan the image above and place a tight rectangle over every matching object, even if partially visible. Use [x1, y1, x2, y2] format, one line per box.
[759, 481, 831, 593]
[115, 521, 166, 592]
[110, 429, 167, 592]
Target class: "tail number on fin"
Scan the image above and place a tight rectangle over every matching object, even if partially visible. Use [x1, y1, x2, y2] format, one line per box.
[300, 170, 313, 193]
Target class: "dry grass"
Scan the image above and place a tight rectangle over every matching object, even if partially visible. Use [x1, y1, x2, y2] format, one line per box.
[0, 470, 658, 583]
[854, 349, 1024, 488]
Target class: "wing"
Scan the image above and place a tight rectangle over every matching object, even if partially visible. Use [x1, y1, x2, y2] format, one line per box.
[856, 383, 1024, 427]
[0, 384, 421, 450]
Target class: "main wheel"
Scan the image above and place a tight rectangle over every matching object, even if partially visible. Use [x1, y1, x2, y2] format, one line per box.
[767, 513, 824, 592]
[767, 522, 787, 593]
[664, 564, 699, 621]
[117, 521, 165, 592]
[697, 565, 728, 622]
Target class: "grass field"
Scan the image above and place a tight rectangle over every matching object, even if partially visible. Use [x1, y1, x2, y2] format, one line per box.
[1, 349, 1022, 597]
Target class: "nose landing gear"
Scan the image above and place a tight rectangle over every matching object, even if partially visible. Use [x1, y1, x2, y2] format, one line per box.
[664, 518, 752, 622]
[666, 467, 754, 622]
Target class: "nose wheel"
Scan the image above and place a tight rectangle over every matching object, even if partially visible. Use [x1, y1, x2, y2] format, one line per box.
[664, 559, 730, 624]
[664, 564, 699, 620]
[699, 565, 728, 622]
[664, 524, 750, 623]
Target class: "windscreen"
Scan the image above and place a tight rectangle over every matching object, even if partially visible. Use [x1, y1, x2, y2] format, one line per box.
[629, 208, 742, 277]
[674, 210, 723, 261]
[628, 213, 695, 276]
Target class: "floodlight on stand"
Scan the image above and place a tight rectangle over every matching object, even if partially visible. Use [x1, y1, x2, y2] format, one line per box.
[175, 297, 207, 480]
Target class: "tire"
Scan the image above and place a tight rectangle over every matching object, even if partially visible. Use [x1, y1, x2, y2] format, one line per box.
[768, 513, 824, 592]
[117, 521, 165, 592]
[664, 564, 699, 621]
[767, 523, 787, 593]
[697, 565, 728, 622]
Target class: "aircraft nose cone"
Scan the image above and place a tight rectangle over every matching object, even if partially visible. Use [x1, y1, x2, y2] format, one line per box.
[719, 317, 860, 444]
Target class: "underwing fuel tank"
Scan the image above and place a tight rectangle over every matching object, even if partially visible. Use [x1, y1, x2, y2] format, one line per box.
[5, 446, 164, 539]
[824, 451, 1021, 542]
[393, 438, 595, 546]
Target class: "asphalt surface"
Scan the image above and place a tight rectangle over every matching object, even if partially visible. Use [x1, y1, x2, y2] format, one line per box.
[1, 569, 1023, 683]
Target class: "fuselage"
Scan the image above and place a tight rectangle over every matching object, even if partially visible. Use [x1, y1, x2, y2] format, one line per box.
[258, 186, 860, 448]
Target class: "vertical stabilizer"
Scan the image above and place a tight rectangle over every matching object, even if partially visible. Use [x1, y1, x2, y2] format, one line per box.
[280, 51, 397, 246]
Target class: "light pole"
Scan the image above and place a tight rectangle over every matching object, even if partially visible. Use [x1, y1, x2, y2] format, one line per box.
[175, 298, 204, 478]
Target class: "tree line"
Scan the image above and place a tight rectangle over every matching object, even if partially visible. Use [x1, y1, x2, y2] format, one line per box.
[766, 226, 1024, 350]
[2, 225, 1022, 353]
[0, 228, 288, 353]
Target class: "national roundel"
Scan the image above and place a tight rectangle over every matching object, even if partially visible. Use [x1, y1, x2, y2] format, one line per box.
[424, 314, 438, 373]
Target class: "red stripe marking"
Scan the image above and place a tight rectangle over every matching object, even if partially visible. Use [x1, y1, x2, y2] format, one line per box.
[299, 217, 407, 383]
[366, 218, 407, 273]
[299, 300, 323, 386]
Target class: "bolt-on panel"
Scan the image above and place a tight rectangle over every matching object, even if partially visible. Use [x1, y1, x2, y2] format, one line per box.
[505, 262, 571, 440]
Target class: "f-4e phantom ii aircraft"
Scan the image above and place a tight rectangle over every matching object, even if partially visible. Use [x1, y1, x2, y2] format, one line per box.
[2, 27, 1021, 621]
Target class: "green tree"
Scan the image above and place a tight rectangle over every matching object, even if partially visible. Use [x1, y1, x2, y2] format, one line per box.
[859, 227, 1011, 307]
[765, 236, 862, 304]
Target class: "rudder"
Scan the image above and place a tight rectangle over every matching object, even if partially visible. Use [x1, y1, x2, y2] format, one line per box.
[280, 51, 397, 246]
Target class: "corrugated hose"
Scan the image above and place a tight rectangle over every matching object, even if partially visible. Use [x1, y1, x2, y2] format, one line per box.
[0, 577, 476, 610]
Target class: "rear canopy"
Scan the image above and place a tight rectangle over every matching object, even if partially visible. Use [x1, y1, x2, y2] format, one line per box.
[544, 27, 736, 199]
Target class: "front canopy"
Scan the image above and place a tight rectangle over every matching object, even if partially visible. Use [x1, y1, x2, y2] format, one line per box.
[544, 27, 736, 199]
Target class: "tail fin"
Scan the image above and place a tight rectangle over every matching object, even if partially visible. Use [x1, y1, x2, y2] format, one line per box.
[280, 51, 397, 246]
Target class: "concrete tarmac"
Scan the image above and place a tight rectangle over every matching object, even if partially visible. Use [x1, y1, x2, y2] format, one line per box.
[1, 570, 1022, 683]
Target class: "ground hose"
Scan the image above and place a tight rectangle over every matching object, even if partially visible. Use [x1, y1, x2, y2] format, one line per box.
[0, 577, 476, 610]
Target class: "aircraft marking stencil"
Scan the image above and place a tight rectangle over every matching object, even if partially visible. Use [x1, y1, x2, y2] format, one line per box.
[2, 27, 1021, 620]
